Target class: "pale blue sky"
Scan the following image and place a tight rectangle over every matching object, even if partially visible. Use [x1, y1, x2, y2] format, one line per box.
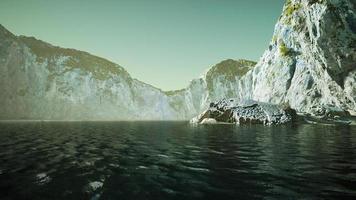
[0, 0, 285, 90]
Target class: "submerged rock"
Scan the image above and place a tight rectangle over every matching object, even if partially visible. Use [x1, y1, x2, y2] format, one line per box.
[303, 115, 352, 125]
[35, 173, 51, 185]
[191, 99, 297, 125]
[88, 181, 103, 191]
[304, 105, 352, 125]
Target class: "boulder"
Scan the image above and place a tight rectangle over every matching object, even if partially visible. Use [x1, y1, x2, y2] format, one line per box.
[190, 99, 297, 125]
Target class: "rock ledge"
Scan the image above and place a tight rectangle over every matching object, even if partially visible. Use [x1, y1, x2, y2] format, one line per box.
[190, 99, 297, 125]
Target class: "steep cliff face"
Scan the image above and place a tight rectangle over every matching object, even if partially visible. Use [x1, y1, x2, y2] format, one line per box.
[248, 0, 356, 115]
[0, 25, 255, 120]
[164, 59, 256, 118]
[0, 28, 177, 120]
[190, 0, 356, 122]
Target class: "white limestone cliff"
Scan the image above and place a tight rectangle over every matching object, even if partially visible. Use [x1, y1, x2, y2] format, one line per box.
[248, 0, 355, 115]
[0, 26, 255, 120]
[193, 0, 356, 122]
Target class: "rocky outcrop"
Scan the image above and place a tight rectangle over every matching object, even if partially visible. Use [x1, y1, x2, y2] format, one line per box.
[246, 0, 356, 115]
[191, 99, 297, 125]
[303, 104, 352, 125]
[192, 0, 355, 123]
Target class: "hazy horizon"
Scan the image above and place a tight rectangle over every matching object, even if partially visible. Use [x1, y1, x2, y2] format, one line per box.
[0, 0, 285, 90]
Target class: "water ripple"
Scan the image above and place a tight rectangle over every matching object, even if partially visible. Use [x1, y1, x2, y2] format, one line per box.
[0, 121, 355, 199]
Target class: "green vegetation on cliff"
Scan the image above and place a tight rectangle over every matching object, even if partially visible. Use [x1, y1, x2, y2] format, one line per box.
[19, 36, 131, 81]
[205, 59, 256, 92]
[279, 41, 291, 56]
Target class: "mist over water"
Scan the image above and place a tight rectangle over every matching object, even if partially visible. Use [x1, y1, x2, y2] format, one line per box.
[0, 121, 355, 199]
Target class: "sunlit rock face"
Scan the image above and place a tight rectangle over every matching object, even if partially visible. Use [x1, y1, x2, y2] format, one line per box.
[0, 25, 256, 120]
[248, 0, 356, 115]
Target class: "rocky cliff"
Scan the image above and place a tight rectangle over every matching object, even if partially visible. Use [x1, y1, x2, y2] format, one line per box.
[0, 25, 255, 120]
[164, 59, 256, 119]
[193, 0, 355, 121]
[1, 0, 355, 120]
[245, 0, 355, 115]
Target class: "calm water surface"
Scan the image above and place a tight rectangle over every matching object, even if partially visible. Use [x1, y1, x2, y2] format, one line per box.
[0, 121, 355, 200]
